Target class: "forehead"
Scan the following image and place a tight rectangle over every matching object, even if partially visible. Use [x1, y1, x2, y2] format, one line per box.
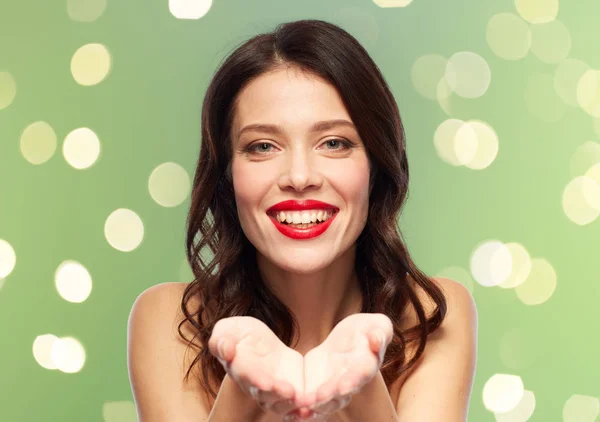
[232, 68, 352, 134]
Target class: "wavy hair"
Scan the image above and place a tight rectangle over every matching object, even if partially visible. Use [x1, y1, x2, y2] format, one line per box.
[178, 19, 447, 403]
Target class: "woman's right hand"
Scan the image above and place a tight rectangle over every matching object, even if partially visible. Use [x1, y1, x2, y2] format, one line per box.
[208, 316, 310, 417]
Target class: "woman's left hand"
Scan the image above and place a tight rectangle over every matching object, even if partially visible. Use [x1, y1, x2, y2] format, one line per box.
[285, 313, 393, 421]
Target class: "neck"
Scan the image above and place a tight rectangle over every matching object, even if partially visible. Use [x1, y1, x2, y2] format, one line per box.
[256, 246, 363, 355]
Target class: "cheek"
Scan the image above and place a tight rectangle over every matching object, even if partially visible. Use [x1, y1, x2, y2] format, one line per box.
[231, 161, 270, 218]
[333, 159, 370, 205]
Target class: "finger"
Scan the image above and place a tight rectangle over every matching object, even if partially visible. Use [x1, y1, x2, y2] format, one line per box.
[271, 378, 296, 400]
[269, 398, 297, 414]
[313, 376, 338, 405]
[310, 395, 351, 415]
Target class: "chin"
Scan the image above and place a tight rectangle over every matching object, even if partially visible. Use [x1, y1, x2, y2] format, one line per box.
[271, 255, 331, 274]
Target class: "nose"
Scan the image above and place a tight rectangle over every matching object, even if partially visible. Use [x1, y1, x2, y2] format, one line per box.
[277, 146, 323, 192]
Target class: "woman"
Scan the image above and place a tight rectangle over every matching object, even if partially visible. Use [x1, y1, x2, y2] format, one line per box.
[128, 19, 477, 422]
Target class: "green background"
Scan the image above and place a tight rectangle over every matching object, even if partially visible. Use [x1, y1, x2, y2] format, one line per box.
[1, 0, 599, 421]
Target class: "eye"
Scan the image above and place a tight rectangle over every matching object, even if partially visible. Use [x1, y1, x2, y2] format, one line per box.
[321, 138, 353, 152]
[244, 142, 276, 154]
[243, 138, 354, 155]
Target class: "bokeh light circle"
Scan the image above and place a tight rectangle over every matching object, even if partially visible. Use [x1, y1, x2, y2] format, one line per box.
[104, 209, 145, 252]
[0, 239, 17, 279]
[515, 0, 559, 24]
[486, 13, 531, 60]
[148, 162, 191, 207]
[411, 54, 448, 100]
[0, 71, 17, 110]
[54, 260, 93, 303]
[63, 127, 101, 169]
[470, 240, 513, 287]
[562, 176, 600, 225]
[445, 52, 491, 99]
[514, 258, 557, 305]
[530, 20, 571, 64]
[482, 373, 525, 413]
[20, 121, 58, 165]
[71, 43, 111, 86]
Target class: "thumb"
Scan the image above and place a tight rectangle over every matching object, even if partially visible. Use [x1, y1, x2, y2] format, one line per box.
[212, 337, 236, 368]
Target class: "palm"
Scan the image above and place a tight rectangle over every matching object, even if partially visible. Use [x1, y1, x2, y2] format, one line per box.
[210, 313, 392, 420]
[301, 313, 392, 417]
[210, 316, 304, 414]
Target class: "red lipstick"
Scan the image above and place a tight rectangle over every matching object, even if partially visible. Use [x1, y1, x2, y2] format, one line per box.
[267, 199, 338, 212]
[266, 200, 339, 240]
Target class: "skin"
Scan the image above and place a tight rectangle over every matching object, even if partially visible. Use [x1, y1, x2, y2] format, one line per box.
[214, 66, 386, 419]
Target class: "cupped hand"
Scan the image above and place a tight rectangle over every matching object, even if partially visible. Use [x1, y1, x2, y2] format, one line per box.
[209, 313, 393, 421]
[208, 316, 308, 416]
[296, 313, 393, 420]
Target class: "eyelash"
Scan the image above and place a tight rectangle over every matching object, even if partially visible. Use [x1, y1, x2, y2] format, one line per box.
[244, 138, 353, 155]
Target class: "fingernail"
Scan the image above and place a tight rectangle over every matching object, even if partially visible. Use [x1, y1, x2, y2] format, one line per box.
[217, 338, 225, 358]
[377, 332, 386, 362]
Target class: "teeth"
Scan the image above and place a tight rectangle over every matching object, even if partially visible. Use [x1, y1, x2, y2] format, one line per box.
[274, 209, 335, 224]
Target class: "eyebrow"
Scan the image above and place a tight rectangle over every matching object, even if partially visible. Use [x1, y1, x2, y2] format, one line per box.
[237, 119, 357, 138]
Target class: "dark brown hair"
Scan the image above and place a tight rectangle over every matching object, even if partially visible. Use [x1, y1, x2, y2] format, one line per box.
[178, 19, 447, 403]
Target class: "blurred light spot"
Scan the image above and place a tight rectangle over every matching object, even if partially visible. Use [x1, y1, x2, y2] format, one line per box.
[554, 58, 591, 107]
[570, 141, 600, 177]
[577, 69, 600, 118]
[563, 394, 600, 422]
[515, 258, 557, 305]
[499, 327, 538, 370]
[51, 336, 86, 373]
[67, 0, 107, 22]
[169, 0, 212, 19]
[583, 163, 600, 210]
[104, 209, 144, 252]
[434, 266, 475, 295]
[445, 52, 491, 99]
[148, 162, 190, 207]
[525, 73, 567, 122]
[71, 43, 111, 86]
[515, 0, 559, 24]
[483, 373, 525, 413]
[470, 240, 513, 287]
[486, 13, 531, 60]
[0, 239, 16, 279]
[462, 120, 499, 170]
[436, 77, 454, 115]
[453, 121, 478, 166]
[530, 20, 571, 64]
[33, 334, 60, 370]
[494, 390, 536, 422]
[63, 127, 101, 169]
[562, 176, 600, 225]
[0, 71, 17, 110]
[20, 121, 57, 165]
[498, 242, 532, 289]
[103, 401, 138, 422]
[434, 118, 465, 166]
[372, 0, 414, 6]
[54, 260, 93, 303]
[411, 54, 448, 100]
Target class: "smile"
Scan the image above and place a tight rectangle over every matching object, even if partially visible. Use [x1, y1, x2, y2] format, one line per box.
[267, 209, 339, 239]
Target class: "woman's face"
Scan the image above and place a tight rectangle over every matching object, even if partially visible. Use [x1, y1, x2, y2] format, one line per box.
[230, 67, 370, 274]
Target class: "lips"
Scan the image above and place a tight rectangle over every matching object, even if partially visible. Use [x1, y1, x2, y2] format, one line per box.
[267, 199, 339, 214]
[266, 199, 340, 240]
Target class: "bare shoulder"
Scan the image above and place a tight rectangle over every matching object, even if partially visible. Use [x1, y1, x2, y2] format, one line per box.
[390, 275, 477, 392]
[400, 275, 476, 327]
[127, 282, 211, 421]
